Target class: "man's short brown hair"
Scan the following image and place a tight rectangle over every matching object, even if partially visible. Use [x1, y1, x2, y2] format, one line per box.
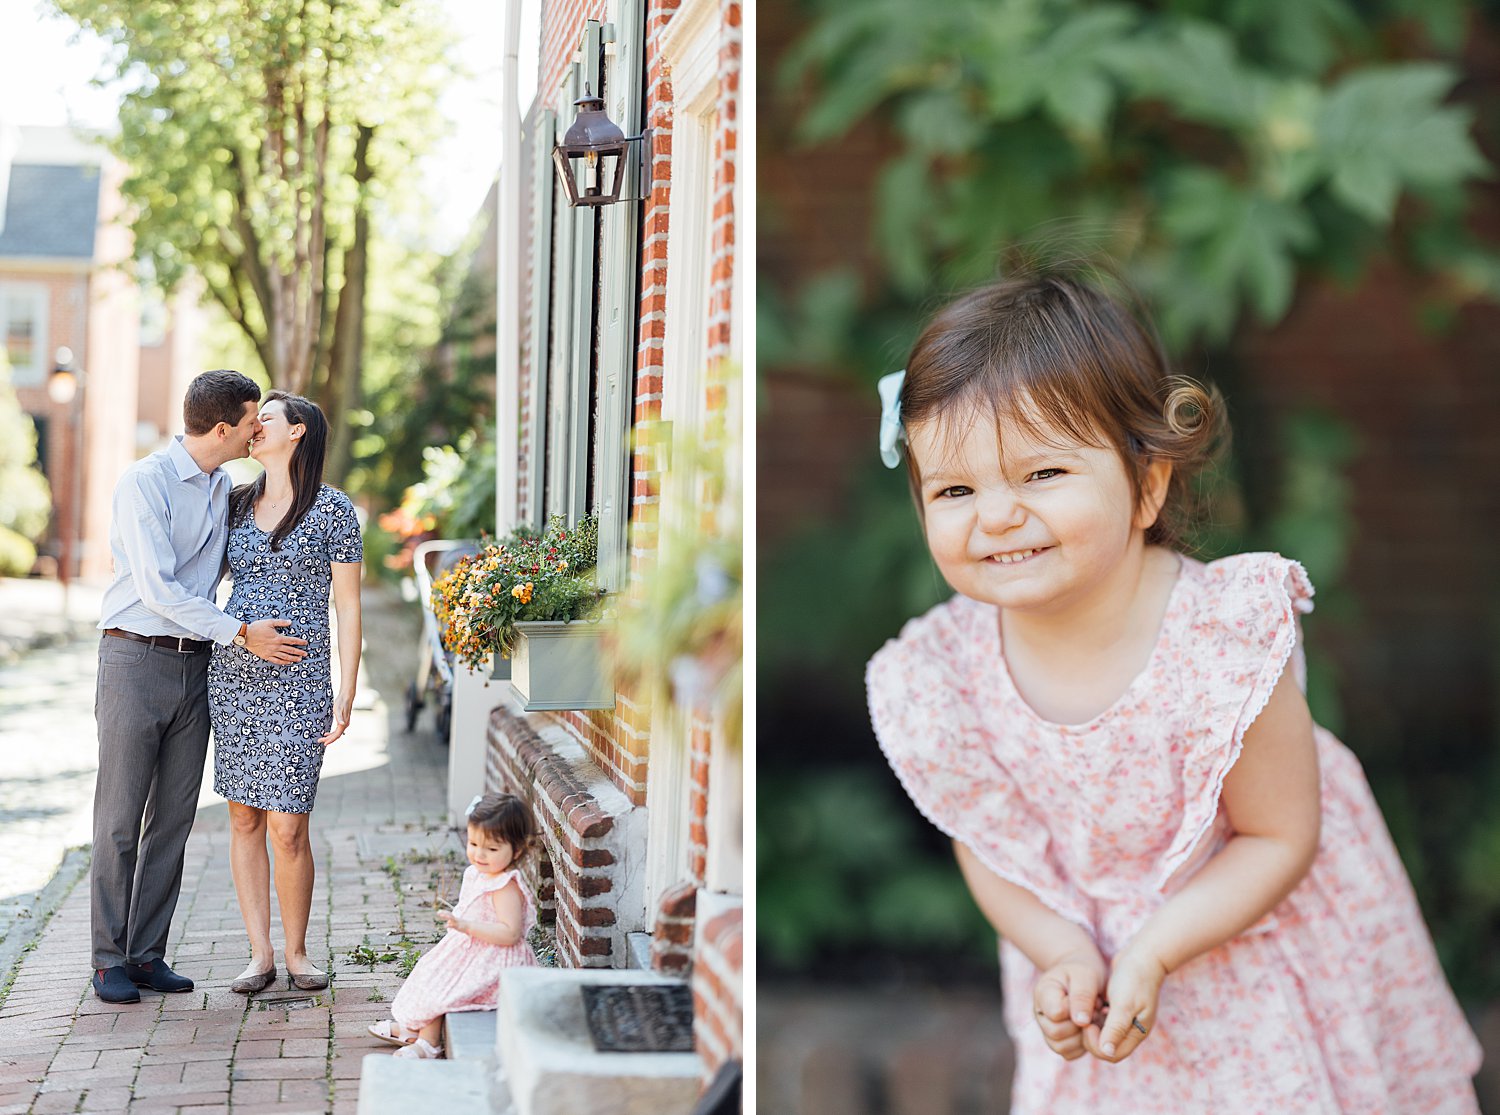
[183, 370, 261, 436]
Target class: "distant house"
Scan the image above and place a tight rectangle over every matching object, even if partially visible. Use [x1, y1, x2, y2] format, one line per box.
[446, 0, 743, 1099]
[0, 123, 205, 580]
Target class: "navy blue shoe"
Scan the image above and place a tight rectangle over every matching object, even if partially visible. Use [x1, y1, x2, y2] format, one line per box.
[124, 959, 194, 993]
[92, 966, 141, 1003]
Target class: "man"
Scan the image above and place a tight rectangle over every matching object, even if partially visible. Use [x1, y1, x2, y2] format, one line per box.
[91, 370, 307, 1003]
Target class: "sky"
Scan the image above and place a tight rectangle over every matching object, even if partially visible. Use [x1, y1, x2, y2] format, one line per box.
[0, 0, 540, 255]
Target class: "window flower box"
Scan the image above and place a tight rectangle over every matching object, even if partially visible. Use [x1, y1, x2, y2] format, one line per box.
[430, 515, 602, 678]
[507, 619, 615, 711]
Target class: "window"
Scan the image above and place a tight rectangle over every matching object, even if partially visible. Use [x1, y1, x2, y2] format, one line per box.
[528, 14, 642, 594]
[0, 283, 48, 387]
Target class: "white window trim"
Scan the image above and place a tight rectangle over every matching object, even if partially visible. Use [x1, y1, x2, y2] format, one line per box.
[645, 0, 722, 910]
[0, 281, 49, 388]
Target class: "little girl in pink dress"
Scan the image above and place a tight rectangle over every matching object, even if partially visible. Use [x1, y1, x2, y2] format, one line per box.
[367, 793, 539, 1059]
[868, 273, 1482, 1112]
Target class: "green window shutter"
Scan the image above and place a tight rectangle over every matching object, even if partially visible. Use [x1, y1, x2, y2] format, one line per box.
[546, 64, 579, 522]
[593, 0, 645, 591]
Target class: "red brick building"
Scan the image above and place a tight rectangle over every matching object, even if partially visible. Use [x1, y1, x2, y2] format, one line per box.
[470, 0, 742, 1089]
[0, 123, 206, 582]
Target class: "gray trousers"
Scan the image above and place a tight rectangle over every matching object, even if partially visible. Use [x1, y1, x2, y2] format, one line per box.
[90, 634, 211, 970]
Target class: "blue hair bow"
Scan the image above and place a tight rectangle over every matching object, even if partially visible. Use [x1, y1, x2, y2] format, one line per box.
[877, 370, 906, 469]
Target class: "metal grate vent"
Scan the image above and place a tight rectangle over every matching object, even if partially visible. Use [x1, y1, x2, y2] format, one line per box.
[580, 984, 695, 1053]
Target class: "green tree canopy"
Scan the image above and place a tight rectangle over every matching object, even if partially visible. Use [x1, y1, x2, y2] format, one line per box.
[52, 0, 451, 401]
[774, 0, 1497, 354]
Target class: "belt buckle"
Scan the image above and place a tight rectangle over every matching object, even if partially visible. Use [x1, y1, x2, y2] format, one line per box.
[173, 636, 194, 654]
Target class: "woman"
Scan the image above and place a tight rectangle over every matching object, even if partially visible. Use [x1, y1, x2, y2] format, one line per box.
[208, 390, 363, 993]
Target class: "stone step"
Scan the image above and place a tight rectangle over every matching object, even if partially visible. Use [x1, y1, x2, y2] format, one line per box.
[499, 967, 703, 1115]
[355, 1052, 501, 1115]
[445, 1008, 498, 1062]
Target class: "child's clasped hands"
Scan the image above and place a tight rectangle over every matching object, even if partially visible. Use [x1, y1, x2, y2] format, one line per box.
[1033, 940, 1167, 1065]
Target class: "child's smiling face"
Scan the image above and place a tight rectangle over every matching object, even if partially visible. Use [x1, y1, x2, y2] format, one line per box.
[466, 824, 517, 876]
[908, 400, 1167, 616]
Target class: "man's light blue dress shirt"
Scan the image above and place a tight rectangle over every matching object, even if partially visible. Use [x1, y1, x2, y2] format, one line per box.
[98, 436, 243, 645]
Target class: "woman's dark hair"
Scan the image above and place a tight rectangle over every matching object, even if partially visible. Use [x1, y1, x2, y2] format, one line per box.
[900, 271, 1228, 550]
[183, 369, 260, 435]
[228, 390, 329, 551]
[467, 793, 539, 866]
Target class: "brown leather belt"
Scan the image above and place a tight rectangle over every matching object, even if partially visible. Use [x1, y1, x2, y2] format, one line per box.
[104, 627, 213, 654]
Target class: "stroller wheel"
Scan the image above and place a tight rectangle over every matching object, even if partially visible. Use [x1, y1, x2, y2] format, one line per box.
[404, 681, 422, 733]
[437, 694, 452, 746]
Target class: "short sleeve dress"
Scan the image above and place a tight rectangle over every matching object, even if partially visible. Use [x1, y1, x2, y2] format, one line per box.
[391, 866, 539, 1030]
[209, 484, 363, 814]
[867, 552, 1482, 1114]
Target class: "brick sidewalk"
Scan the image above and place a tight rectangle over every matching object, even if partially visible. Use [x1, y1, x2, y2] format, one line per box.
[0, 585, 471, 1115]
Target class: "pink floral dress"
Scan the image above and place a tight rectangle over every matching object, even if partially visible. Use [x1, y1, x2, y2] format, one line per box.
[391, 865, 538, 1030]
[867, 552, 1482, 1114]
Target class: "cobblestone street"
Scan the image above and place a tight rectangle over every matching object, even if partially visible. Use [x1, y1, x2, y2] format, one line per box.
[0, 637, 99, 952]
[0, 578, 474, 1114]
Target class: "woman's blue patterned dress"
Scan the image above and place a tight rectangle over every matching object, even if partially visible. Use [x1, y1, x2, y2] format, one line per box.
[209, 485, 363, 814]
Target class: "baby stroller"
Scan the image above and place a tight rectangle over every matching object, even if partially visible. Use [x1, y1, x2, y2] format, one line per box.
[404, 538, 480, 744]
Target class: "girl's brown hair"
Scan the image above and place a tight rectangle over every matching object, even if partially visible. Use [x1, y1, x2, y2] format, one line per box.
[467, 793, 539, 866]
[900, 271, 1227, 550]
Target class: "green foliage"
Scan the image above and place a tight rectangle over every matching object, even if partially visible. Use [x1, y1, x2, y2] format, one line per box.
[403, 426, 499, 543]
[0, 360, 51, 576]
[760, 467, 950, 707]
[353, 247, 495, 512]
[395, 942, 422, 979]
[759, 768, 995, 970]
[614, 426, 743, 747]
[344, 943, 399, 970]
[49, 0, 450, 393]
[779, 0, 1495, 350]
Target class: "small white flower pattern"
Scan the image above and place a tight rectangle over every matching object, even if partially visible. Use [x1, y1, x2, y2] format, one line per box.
[209, 485, 363, 814]
[868, 552, 1482, 1113]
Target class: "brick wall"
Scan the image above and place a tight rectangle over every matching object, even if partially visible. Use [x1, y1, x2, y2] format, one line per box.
[485, 704, 647, 968]
[80, 157, 141, 580]
[10, 269, 91, 566]
[1236, 264, 1500, 756]
[496, 0, 742, 1081]
[691, 896, 741, 1082]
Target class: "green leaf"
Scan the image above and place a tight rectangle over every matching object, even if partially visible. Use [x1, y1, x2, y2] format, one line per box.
[1159, 167, 1314, 329]
[1316, 64, 1490, 224]
[1036, 5, 1137, 138]
[1103, 19, 1272, 129]
[897, 90, 988, 155]
[875, 154, 938, 294]
[1223, 0, 1360, 76]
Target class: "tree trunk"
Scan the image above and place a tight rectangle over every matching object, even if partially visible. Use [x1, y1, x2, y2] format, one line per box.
[324, 124, 374, 483]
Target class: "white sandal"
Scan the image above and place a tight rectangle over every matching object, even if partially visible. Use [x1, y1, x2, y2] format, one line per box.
[393, 1037, 443, 1059]
[367, 1020, 417, 1047]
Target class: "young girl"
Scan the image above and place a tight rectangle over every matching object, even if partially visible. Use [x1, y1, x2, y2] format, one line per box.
[867, 274, 1482, 1112]
[367, 793, 540, 1059]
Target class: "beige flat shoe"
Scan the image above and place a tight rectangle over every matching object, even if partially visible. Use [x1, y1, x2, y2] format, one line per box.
[230, 965, 277, 994]
[286, 965, 330, 991]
